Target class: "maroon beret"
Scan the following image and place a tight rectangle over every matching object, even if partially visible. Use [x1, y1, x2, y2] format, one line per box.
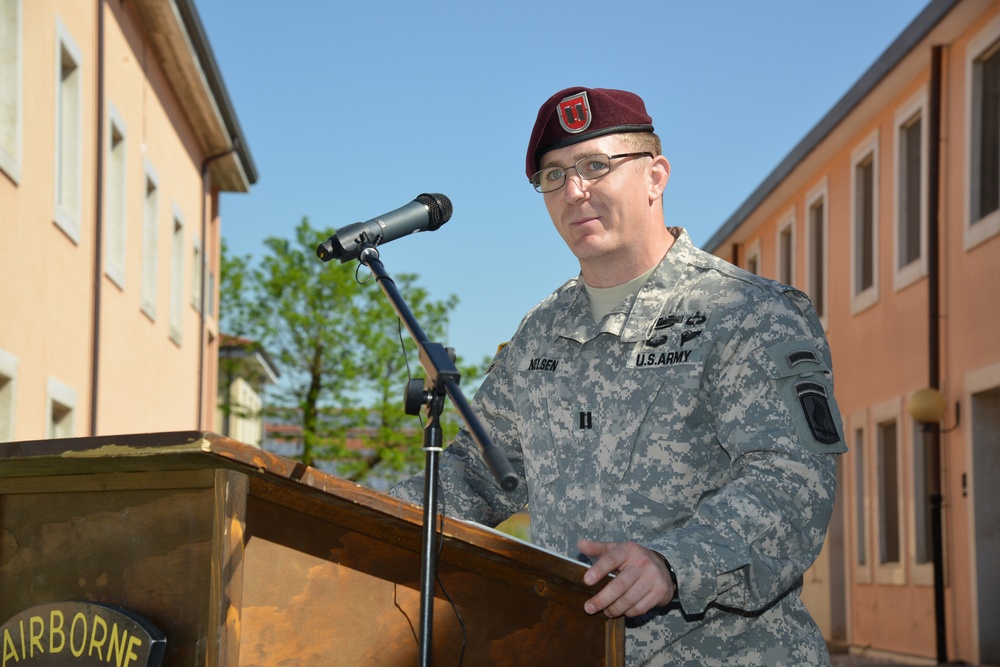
[525, 86, 654, 180]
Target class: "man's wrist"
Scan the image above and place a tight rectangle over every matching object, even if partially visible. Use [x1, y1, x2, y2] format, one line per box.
[658, 553, 679, 601]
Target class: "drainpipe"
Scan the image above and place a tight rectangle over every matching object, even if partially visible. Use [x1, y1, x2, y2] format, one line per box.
[927, 44, 947, 666]
[197, 144, 237, 430]
[89, 0, 106, 436]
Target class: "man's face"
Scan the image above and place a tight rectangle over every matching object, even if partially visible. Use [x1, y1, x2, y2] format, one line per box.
[539, 135, 661, 272]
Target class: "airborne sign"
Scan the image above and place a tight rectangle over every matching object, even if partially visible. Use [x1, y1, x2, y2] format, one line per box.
[1, 602, 165, 667]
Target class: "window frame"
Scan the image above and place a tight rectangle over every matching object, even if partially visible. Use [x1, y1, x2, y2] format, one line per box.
[141, 159, 159, 321]
[966, 11, 1000, 249]
[743, 237, 761, 276]
[0, 348, 17, 442]
[872, 397, 905, 586]
[776, 209, 796, 288]
[46, 377, 76, 440]
[851, 130, 880, 314]
[0, 0, 23, 183]
[170, 204, 185, 345]
[893, 89, 929, 291]
[849, 410, 872, 585]
[105, 103, 128, 288]
[805, 180, 829, 328]
[908, 416, 934, 587]
[53, 17, 84, 244]
[191, 235, 203, 311]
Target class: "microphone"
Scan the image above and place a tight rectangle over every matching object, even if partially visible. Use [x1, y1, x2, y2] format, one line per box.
[316, 193, 453, 263]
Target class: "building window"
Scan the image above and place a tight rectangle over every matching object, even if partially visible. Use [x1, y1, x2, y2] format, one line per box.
[972, 41, 1000, 220]
[208, 267, 216, 320]
[851, 132, 879, 313]
[0, 349, 16, 442]
[46, 377, 76, 440]
[877, 419, 901, 567]
[911, 419, 934, 586]
[191, 236, 203, 311]
[899, 116, 923, 267]
[806, 184, 828, 323]
[141, 163, 159, 320]
[0, 0, 22, 182]
[968, 16, 1000, 248]
[208, 214, 218, 318]
[170, 207, 184, 344]
[777, 212, 795, 287]
[54, 19, 83, 243]
[854, 426, 869, 567]
[105, 106, 127, 288]
[744, 239, 760, 276]
[854, 156, 876, 295]
[894, 90, 928, 291]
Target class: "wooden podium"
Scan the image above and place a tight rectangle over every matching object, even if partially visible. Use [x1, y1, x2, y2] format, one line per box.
[0, 431, 623, 665]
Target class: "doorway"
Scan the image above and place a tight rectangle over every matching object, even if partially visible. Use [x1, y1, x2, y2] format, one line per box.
[971, 386, 1000, 664]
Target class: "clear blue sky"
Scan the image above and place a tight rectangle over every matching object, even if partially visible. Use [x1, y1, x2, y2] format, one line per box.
[198, 0, 929, 369]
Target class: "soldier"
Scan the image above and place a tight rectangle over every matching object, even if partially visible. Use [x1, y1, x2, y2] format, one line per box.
[391, 86, 847, 666]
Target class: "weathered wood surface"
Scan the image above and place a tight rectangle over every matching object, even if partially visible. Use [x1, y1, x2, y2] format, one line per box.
[0, 470, 218, 664]
[0, 431, 624, 666]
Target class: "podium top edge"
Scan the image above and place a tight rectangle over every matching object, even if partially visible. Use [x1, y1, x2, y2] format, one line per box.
[0, 431, 289, 479]
[0, 430, 395, 523]
[0, 430, 213, 458]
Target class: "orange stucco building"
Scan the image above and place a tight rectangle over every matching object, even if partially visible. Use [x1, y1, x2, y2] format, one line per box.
[0, 0, 255, 440]
[704, 0, 1000, 663]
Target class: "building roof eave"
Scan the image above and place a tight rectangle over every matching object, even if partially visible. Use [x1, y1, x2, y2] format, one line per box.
[130, 0, 259, 193]
[219, 336, 281, 384]
[702, 0, 960, 253]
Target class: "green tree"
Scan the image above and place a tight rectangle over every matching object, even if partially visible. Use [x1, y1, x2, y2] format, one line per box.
[220, 217, 486, 482]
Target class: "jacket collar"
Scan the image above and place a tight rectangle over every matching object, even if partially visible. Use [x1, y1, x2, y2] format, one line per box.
[554, 228, 699, 344]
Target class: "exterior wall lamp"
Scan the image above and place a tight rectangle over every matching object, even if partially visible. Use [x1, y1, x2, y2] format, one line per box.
[908, 387, 961, 433]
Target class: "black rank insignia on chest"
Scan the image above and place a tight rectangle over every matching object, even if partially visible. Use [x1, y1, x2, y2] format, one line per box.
[644, 311, 707, 349]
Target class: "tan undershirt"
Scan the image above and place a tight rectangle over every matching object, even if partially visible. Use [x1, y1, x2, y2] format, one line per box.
[584, 265, 657, 324]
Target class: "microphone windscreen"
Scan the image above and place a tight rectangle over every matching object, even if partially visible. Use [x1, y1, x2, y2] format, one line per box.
[417, 193, 453, 230]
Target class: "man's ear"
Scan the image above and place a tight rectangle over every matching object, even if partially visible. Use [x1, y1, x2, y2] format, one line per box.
[648, 155, 670, 202]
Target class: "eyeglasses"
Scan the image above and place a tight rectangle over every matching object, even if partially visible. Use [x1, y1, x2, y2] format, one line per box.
[530, 152, 654, 193]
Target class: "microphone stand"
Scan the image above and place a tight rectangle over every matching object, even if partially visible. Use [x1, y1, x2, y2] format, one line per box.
[354, 240, 519, 667]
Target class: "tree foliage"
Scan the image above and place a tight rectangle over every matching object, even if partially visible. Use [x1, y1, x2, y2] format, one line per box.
[220, 217, 487, 483]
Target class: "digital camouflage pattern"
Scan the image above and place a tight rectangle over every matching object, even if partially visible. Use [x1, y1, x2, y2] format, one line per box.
[391, 228, 847, 666]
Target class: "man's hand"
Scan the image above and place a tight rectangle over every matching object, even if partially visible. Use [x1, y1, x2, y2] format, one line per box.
[578, 539, 676, 618]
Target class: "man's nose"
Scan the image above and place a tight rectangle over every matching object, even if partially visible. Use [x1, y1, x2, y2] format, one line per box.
[563, 168, 589, 199]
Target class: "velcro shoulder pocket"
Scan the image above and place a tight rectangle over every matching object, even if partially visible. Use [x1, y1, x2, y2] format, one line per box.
[752, 340, 847, 454]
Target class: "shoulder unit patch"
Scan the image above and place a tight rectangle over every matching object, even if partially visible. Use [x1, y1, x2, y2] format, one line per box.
[795, 381, 841, 445]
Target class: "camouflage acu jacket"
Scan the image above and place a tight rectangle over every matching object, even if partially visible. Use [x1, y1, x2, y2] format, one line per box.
[391, 228, 847, 666]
